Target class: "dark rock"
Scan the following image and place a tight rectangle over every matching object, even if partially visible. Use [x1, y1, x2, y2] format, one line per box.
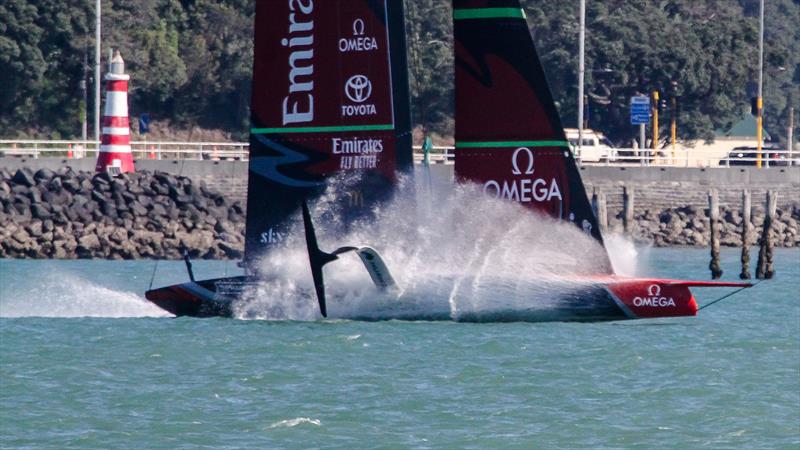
[111, 179, 128, 195]
[91, 189, 106, 203]
[218, 241, 243, 259]
[47, 176, 63, 192]
[42, 189, 69, 206]
[25, 220, 43, 237]
[12, 169, 35, 187]
[215, 220, 236, 235]
[175, 194, 194, 206]
[27, 186, 42, 203]
[31, 204, 52, 219]
[62, 177, 81, 193]
[131, 202, 148, 216]
[121, 191, 136, 203]
[73, 194, 90, 207]
[80, 178, 93, 191]
[63, 206, 79, 222]
[33, 168, 55, 183]
[150, 203, 167, 217]
[154, 172, 176, 187]
[100, 201, 117, 218]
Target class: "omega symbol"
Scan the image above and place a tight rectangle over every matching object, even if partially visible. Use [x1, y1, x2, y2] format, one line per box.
[511, 147, 534, 175]
[353, 19, 365, 36]
[345, 75, 372, 103]
[647, 284, 662, 296]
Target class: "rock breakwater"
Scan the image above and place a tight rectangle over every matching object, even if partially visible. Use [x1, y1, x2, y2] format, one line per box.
[606, 204, 799, 247]
[1, 167, 245, 259]
[1, 167, 798, 260]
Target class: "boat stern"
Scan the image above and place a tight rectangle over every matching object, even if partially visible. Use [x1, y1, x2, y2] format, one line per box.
[604, 278, 751, 319]
[145, 281, 233, 318]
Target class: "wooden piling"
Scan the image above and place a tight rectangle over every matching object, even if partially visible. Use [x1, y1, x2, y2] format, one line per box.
[623, 185, 634, 235]
[739, 190, 752, 279]
[708, 189, 723, 279]
[592, 188, 608, 233]
[756, 190, 778, 279]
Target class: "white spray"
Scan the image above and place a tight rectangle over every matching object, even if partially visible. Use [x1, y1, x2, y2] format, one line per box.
[235, 170, 625, 321]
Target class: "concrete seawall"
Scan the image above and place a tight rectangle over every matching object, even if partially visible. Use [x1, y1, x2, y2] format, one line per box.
[3, 158, 797, 210]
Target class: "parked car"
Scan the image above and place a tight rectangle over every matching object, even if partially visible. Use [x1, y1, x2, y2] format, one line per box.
[719, 146, 792, 166]
[564, 128, 618, 162]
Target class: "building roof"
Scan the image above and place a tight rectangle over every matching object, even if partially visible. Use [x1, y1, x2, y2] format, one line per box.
[716, 113, 771, 140]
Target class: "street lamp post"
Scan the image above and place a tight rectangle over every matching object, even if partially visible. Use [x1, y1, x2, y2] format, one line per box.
[577, 0, 586, 162]
[94, 0, 101, 152]
[756, 0, 765, 168]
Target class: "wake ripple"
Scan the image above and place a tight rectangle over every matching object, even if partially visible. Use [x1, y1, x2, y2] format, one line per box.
[0, 271, 170, 318]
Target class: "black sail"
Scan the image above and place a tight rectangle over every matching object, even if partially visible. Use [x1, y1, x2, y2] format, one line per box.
[452, 0, 611, 273]
[244, 0, 412, 268]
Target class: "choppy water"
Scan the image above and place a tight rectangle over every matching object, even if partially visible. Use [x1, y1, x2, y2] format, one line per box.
[1, 248, 798, 448]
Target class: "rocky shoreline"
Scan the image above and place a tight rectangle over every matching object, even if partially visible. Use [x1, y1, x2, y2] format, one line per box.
[1, 167, 245, 259]
[606, 204, 798, 248]
[1, 167, 798, 259]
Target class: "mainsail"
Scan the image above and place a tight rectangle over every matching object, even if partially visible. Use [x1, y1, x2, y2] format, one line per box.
[244, 0, 412, 267]
[452, 0, 610, 271]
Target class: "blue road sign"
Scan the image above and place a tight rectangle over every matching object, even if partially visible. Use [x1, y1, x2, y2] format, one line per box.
[630, 96, 651, 125]
[139, 113, 151, 134]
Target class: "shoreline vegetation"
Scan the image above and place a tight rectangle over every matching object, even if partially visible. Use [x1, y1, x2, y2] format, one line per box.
[1, 167, 798, 260]
[2, 1, 797, 146]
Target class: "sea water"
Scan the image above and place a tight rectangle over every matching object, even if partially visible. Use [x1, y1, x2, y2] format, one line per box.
[1, 248, 798, 448]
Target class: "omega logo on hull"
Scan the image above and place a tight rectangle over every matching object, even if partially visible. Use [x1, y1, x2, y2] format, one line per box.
[632, 284, 677, 307]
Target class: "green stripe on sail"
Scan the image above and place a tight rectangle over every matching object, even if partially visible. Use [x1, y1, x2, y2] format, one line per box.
[453, 8, 527, 20]
[456, 140, 570, 148]
[251, 124, 394, 134]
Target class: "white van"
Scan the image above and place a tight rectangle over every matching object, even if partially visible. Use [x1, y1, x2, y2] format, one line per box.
[564, 128, 618, 162]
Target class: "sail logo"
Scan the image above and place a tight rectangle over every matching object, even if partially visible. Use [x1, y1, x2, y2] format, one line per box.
[345, 75, 372, 103]
[482, 148, 562, 203]
[333, 137, 382, 170]
[632, 284, 676, 307]
[281, 0, 315, 125]
[342, 75, 377, 117]
[332, 137, 384, 154]
[511, 147, 534, 175]
[260, 228, 283, 245]
[339, 18, 379, 52]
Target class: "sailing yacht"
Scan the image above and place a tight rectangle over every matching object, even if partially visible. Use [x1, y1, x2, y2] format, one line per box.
[145, 0, 751, 320]
[145, 0, 412, 316]
[449, 0, 750, 320]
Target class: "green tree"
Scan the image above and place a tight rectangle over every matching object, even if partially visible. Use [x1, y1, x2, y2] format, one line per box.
[405, 0, 454, 136]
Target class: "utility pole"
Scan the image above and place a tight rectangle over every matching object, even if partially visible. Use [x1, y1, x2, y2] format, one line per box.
[789, 106, 795, 166]
[671, 97, 677, 164]
[652, 90, 659, 162]
[94, 0, 101, 151]
[756, 0, 765, 168]
[577, 0, 586, 163]
[81, 47, 88, 144]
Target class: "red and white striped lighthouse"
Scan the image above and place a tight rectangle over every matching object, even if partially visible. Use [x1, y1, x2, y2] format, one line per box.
[96, 50, 135, 173]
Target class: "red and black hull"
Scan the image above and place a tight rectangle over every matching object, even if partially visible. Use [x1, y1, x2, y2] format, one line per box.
[145, 276, 257, 318]
[144, 275, 749, 321]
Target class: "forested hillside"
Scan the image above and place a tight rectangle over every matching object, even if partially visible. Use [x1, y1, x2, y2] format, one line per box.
[1, 0, 797, 144]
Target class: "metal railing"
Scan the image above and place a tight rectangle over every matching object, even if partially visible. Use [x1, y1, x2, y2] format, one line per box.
[414, 145, 798, 168]
[1, 139, 796, 168]
[0, 140, 249, 161]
